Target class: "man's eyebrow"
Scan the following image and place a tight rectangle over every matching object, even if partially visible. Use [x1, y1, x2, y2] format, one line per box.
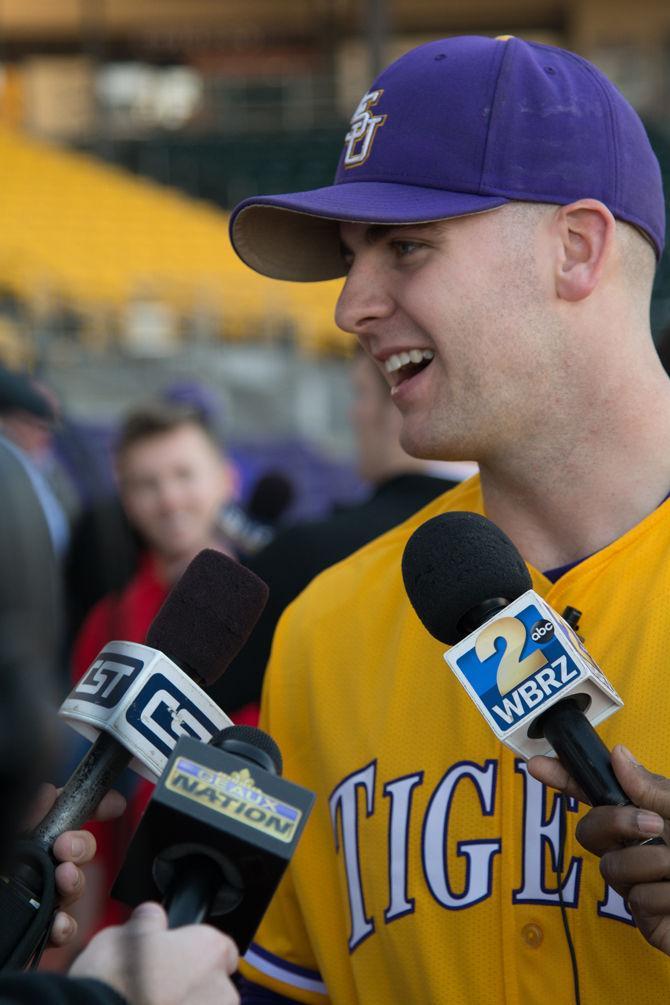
[367, 222, 450, 243]
[339, 221, 448, 257]
[337, 227, 391, 259]
[364, 224, 394, 244]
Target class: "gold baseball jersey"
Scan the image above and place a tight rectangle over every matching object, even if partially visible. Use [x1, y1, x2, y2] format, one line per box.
[240, 476, 670, 1003]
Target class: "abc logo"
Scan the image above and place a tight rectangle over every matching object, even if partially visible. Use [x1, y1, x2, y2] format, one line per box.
[530, 619, 555, 645]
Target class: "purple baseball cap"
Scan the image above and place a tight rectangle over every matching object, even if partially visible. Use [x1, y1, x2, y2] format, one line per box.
[230, 35, 665, 282]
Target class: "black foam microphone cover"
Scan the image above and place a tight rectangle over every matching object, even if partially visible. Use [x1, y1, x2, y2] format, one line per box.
[401, 511, 531, 645]
[0, 549, 271, 971]
[246, 472, 294, 525]
[147, 549, 269, 686]
[211, 723, 283, 776]
[401, 511, 646, 814]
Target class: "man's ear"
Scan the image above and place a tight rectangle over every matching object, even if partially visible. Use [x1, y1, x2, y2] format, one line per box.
[553, 200, 616, 302]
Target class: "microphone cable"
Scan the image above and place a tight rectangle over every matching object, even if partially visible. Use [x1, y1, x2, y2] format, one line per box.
[554, 604, 583, 1005]
[556, 793, 581, 1005]
[1, 840, 56, 970]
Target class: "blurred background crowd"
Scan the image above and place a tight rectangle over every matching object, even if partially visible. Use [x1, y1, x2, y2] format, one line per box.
[0, 1, 669, 515]
[0, 0, 670, 976]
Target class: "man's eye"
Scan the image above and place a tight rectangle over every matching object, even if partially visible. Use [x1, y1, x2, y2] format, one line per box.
[392, 240, 422, 257]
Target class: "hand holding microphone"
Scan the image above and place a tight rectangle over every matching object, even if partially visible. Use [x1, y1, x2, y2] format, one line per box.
[70, 902, 241, 1005]
[401, 511, 667, 815]
[113, 722, 315, 953]
[529, 744, 670, 956]
[38, 548, 269, 846]
[402, 510, 670, 955]
[401, 511, 630, 806]
[23, 783, 126, 950]
[0, 549, 269, 970]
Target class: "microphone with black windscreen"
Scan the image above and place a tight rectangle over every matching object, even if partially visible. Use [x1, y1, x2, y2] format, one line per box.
[37, 550, 269, 843]
[401, 512, 634, 808]
[0, 549, 269, 970]
[219, 471, 295, 557]
[113, 723, 315, 953]
[247, 472, 294, 526]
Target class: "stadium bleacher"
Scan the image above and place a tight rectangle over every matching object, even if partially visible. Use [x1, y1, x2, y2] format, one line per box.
[0, 125, 348, 355]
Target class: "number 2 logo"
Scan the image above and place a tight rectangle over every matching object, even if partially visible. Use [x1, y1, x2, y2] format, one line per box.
[474, 617, 546, 695]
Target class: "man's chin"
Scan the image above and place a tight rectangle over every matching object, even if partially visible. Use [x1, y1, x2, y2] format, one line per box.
[151, 536, 200, 562]
[399, 428, 460, 463]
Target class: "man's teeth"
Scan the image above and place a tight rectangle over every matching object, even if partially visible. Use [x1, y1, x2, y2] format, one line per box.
[385, 349, 434, 374]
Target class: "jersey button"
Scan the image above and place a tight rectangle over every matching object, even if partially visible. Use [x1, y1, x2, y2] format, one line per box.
[521, 923, 543, 948]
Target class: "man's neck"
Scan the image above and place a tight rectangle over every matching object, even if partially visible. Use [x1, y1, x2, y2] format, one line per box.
[478, 380, 670, 572]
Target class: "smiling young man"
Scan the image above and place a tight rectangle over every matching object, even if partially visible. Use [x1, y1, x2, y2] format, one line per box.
[228, 36, 670, 1005]
[70, 401, 236, 941]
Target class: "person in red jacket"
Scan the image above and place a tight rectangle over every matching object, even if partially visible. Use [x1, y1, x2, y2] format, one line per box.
[70, 400, 242, 945]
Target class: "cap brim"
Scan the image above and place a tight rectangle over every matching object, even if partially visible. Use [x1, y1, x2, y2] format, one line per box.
[230, 183, 509, 282]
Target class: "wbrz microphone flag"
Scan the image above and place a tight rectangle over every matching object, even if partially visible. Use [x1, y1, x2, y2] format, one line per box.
[445, 589, 622, 757]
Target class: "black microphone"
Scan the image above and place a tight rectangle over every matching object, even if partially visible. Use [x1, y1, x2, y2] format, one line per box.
[34, 550, 269, 846]
[220, 472, 295, 557]
[0, 550, 269, 970]
[112, 724, 315, 953]
[246, 472, 294, 526]
[401, 511, 633, 809]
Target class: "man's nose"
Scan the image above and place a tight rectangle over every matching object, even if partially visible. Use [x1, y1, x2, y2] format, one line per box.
[334, 259, 394, 335]
[156, 480, 182, 511]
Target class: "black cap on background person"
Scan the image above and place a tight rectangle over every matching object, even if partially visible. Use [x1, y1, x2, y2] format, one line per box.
[0, 364, 56, 423]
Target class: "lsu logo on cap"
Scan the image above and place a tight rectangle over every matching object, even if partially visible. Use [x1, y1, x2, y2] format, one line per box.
[343, 90, 387, 168]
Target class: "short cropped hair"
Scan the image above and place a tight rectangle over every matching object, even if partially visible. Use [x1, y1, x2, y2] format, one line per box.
[114, 401, 220, 460]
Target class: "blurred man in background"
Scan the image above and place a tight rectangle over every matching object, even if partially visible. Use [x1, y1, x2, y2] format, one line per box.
[64, 378, 226, 652]
[69, 400, 237, 945]
[0, 364, 71, 561]
[73, 400, 235, 673]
